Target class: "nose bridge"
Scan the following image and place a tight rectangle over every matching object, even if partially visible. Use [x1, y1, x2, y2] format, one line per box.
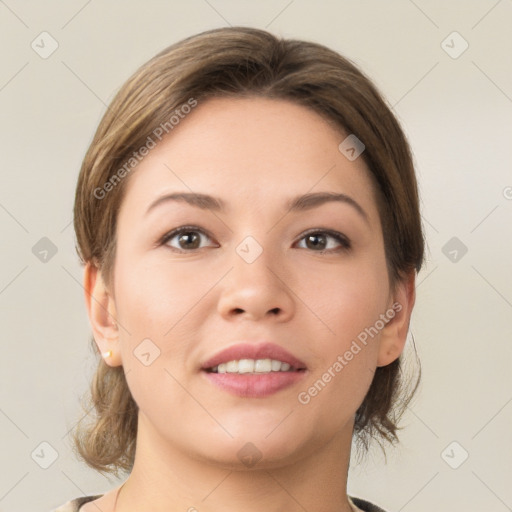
[217, 233, 294, 320]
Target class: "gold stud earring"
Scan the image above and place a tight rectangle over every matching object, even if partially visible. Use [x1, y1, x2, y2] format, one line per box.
[102, 350, 112, 358]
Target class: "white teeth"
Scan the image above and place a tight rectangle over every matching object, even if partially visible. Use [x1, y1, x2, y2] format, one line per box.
[254, 358, 272, 372]
[210, 359, 295, 374]
[270, 359, 282, 371]
[238, 359, 254, 373]
[226, 360, 238, 372]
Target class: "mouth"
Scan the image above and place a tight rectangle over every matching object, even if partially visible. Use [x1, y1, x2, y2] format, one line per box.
[204, 358, 306, 374]
[201, 341, 307, 372]
[201, 342, 307, 398]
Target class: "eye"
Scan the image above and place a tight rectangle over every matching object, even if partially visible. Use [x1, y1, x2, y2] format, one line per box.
[159, 226, 351, 254]
[295, 229, 351, 253]
[160, 226, 215, 252]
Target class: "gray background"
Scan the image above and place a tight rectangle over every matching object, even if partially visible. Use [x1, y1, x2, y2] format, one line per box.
[1, 1, 511, 511]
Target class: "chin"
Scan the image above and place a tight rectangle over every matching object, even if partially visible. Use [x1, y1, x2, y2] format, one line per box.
[189, 428, 314, 471]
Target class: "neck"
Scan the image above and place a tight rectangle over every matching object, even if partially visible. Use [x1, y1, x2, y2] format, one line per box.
[116, 413, 356, 512]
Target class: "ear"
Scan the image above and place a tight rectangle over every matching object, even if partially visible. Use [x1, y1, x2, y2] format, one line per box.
[83, 261, 122, 367]
[377, 272, 416, 367]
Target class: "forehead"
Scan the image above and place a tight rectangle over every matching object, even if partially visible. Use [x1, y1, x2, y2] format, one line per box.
[118, 96, 379, 221]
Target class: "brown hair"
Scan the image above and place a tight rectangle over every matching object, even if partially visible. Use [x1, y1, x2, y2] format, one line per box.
[72, 26, 424, 476]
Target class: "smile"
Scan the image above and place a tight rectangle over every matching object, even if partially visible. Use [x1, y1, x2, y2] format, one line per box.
[207, 358, 300, 374]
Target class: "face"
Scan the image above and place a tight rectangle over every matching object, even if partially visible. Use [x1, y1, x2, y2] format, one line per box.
[99, 96, 403, 468]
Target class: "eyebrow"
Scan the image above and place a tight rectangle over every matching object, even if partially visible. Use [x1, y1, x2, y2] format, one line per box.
[145, 191, 369, 223]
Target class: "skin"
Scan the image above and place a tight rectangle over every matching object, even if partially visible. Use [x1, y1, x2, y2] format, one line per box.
[83, 96, 416, 512]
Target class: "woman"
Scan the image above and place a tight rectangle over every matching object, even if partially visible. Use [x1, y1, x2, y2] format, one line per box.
[55, 26, 424, 512]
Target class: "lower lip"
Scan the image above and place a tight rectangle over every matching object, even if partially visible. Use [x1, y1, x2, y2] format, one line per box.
[202, 370, 307, 398]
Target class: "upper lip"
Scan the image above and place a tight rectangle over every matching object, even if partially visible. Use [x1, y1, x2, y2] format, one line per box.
[201, 342, 307, 370]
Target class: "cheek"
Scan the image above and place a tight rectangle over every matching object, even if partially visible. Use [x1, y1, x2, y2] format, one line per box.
[297, 272, 385, 428]
[296, 255, 388, 412]
[310, 256, 389, 343]
[112, 256, 208, 420]
[112, 255, 215, 389]
[114, 254, 209, 333]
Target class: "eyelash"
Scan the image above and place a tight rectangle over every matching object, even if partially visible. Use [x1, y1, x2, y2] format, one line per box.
[158, 225, 351, 254]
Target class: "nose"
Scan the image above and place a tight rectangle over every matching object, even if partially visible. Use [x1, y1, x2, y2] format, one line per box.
[217, 244, 295, 323]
